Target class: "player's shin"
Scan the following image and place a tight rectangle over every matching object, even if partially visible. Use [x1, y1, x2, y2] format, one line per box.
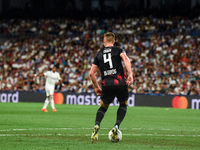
[43, 98, 49, 109]
[115, 103, 127, 128]
[49, 95, 55, 109]
[95, 107, 107, 127]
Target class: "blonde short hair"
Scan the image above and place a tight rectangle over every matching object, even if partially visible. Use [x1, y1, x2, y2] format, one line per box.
[104, 32, 115, 43]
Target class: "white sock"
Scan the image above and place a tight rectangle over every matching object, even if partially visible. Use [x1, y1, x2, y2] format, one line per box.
[114, 125, 119, 129]
[43, 98, 49, 109]
[49, 96, 55, 109]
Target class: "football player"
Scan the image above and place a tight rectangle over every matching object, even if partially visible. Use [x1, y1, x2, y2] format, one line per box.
[90, 32, 133, 143]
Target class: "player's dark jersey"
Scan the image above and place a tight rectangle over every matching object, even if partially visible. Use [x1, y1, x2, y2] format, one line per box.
[93, 46, 127, 86]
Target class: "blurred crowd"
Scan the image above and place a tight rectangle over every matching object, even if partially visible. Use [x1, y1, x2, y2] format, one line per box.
[1, 15, 200, 95]
[1, 15, 200, 36]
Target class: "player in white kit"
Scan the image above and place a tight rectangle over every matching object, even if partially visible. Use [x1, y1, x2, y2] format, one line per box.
[34, 66, 62, 112]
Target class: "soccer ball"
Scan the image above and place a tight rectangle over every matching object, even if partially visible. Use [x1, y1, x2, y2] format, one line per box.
[108, 129, 122, 142]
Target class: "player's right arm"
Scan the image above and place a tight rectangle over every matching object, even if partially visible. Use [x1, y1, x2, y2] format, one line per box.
[89, 64, 102, 96]
[35, 73, 45, 77]
[57, 73, 64, 86]
[29, 73, 44, 78]
[29, 71, 48, 78]
[120, 52, 133, 86]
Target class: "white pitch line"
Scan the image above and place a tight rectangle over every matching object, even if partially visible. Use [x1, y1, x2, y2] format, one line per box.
[0, 127, 199, 132]
[0, 133, 200, 137]
[0, 128, 119, 132]
[13, 129, 26, 131]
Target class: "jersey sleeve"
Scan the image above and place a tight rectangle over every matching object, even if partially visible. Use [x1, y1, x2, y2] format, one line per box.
[43, 71, 50, 77]
[120, 48, 126, 55]
[57, 73, 61, 80]
[93, 54, 100, 67]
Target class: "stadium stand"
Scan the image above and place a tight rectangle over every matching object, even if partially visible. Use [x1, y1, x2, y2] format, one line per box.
[1, 15, 200, 95]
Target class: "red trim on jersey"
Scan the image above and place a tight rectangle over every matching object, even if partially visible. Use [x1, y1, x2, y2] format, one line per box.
[114, 79, 119, 85]
[102, 80, 105, 86]
[123, 67, 127, 84]
[117, 74, 122, 80]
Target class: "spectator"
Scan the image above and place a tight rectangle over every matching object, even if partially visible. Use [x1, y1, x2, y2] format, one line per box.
[0, 16, 200, 95]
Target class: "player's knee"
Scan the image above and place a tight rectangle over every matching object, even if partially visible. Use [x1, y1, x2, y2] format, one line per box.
[103, 105, 109, 110]
[99, 106, 107, 113]
[101, 103, 109, 110]
[119, 100, 127, 105]
[100, 100, 109, 110]
[119, 103, 127, 110]
[49, 95, 53, 100]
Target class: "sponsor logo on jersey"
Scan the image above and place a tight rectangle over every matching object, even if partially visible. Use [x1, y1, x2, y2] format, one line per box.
[48, 76, 58, 81]
[104, 69, 117, 76]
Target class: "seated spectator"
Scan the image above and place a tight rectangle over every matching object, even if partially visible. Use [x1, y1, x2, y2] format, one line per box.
[0, 16, 200, 96]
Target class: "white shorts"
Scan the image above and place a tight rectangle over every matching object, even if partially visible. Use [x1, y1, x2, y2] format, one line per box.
[45, 86, 55, 97]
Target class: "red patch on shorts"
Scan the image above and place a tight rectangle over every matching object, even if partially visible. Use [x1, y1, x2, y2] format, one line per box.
[117, 74, 122, 80]
[114, 79, 119, 85]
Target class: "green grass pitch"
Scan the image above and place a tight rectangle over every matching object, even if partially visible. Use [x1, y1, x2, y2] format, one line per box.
[0, 102, 200, 150]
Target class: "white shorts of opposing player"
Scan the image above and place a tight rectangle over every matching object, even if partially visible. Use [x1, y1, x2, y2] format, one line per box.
[42, 86, 55, 109]
[42, 70, 61, 110]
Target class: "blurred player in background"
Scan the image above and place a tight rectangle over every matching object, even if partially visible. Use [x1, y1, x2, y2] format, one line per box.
[32, 66, 62, 112]
[90, 32, 133, 143]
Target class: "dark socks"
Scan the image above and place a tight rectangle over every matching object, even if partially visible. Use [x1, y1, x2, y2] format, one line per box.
[95, 107, 107, 126]
[115, 104, 127, 128]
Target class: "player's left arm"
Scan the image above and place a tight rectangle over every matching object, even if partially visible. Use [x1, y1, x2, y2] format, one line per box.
[57, 74, 64, 86]
[56, 79, 62, 85]
[120, 52, 133, 86]
[89, 64, 102, 96]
